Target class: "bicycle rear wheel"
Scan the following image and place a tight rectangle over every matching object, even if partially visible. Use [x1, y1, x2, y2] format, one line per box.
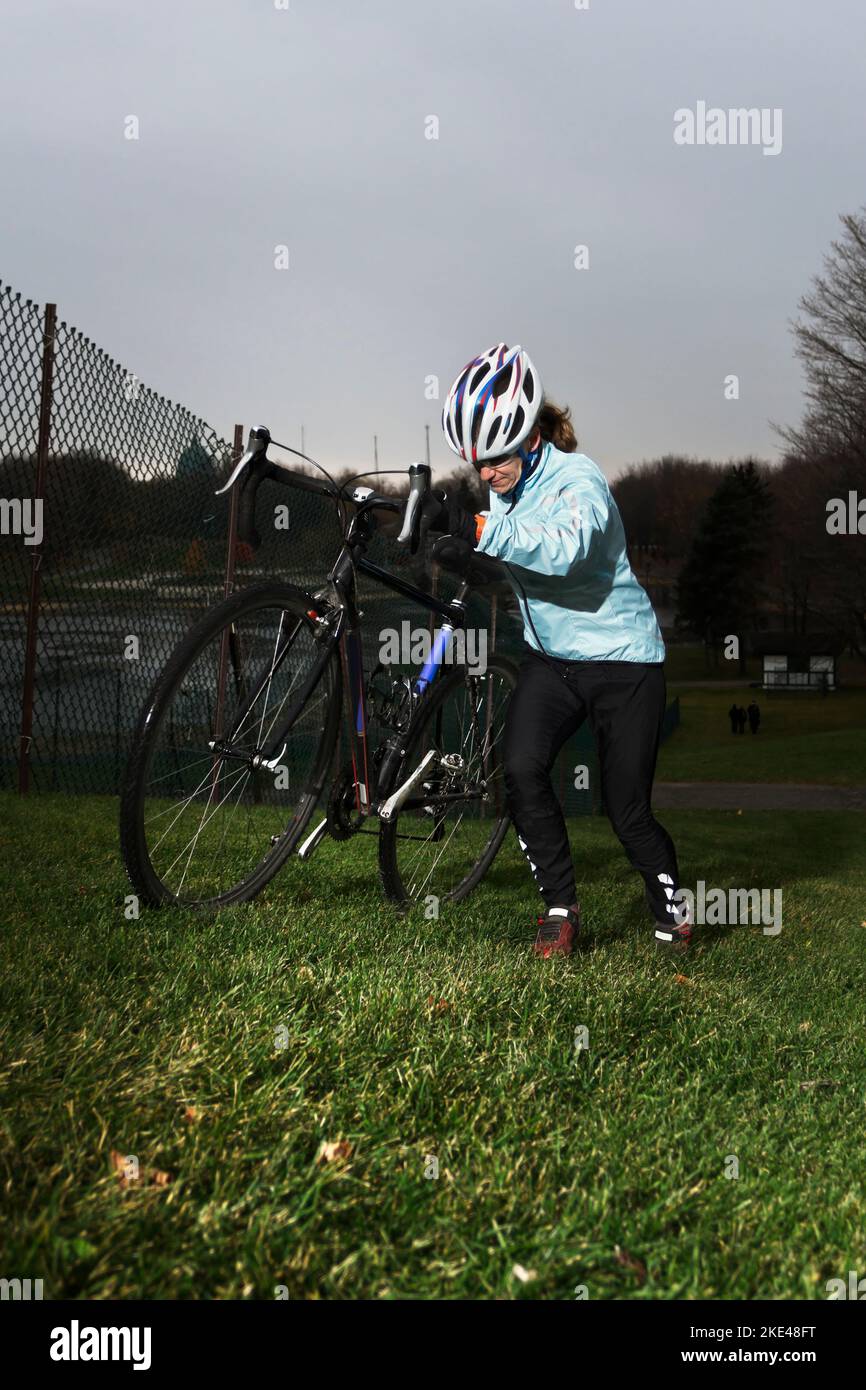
[378, 653, 517, 907]
[120, 582, 341, 908]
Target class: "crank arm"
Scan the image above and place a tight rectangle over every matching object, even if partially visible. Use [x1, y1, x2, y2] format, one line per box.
[377, 748, 439, 822]
[297, 816, 329, 860]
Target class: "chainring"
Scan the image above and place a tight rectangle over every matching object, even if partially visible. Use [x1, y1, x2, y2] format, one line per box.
[326, 746, 388, 839]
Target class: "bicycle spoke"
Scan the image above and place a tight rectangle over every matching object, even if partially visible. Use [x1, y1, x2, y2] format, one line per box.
[385, 662, 514, 905]
[131, 592, 338, 905]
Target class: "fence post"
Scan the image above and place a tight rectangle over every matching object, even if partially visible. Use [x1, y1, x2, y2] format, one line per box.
[18, 302, 56, 794]
[212, 425, 244, 798]
[222, 423, 244, 599]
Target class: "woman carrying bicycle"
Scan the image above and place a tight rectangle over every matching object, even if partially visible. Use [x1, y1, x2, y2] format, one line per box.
[429, 343, 690, 957]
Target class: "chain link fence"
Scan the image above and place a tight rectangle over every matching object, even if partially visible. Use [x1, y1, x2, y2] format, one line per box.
[1, 280, 600, 811]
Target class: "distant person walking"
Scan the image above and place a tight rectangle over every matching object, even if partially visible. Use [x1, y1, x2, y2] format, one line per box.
[728, 703, 739, 734]
[736, 706, 747, 734]
[747, 700, 761, 734]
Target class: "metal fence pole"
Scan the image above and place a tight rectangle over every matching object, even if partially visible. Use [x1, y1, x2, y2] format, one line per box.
[18, 302, 56, 794]
[222, 423, 244, 599]
[212, 425, 244, 798]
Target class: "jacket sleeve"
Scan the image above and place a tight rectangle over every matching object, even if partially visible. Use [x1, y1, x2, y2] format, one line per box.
[476, 483, 607, 576]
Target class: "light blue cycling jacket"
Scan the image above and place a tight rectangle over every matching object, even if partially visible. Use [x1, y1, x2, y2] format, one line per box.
[474, 442, 664, 663]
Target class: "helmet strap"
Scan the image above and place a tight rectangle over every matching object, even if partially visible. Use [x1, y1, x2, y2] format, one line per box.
[501, 437, 543, 506]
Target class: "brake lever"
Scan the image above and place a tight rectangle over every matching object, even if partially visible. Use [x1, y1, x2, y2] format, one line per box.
[396, 462, 431, 555]
[214, 425, 271, 496]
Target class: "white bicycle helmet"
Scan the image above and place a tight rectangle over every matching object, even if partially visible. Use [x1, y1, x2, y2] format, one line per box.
[442, 343, 543, 465]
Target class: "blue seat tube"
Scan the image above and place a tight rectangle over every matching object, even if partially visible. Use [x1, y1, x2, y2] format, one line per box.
[414, 622, 456, 695]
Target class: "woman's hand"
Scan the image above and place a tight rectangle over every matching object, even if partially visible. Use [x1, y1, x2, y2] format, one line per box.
[420, 490, 480, 547]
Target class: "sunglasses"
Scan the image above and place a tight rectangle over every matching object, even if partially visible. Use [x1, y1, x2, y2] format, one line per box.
[472, 453, 520, 474]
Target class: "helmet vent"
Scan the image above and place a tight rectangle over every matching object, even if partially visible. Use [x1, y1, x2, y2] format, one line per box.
[486, 417, 502, 451]
[470, 363, 490, 392]
[491, 365, 514, 400]
[507, 405, 525, 442]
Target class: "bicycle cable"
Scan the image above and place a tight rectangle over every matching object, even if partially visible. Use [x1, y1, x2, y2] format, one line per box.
[269, 438, 349, 535]
[267, 445, 558, 695]
[267, 448, 432, 617]
[497, 558, 575, 689]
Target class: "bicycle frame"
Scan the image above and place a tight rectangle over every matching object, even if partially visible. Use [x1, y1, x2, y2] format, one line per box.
[335, 548, 471, 818]
[220, 448, 475, 819]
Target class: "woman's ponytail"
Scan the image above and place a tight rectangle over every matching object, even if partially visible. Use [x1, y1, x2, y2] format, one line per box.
[536, 398, 578, 453]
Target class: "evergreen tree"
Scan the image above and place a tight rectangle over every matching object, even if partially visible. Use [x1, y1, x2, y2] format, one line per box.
[675, 461, 773, 670]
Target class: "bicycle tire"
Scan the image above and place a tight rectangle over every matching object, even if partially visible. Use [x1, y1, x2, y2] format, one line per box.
[378, 652, 518, 907]
[119, 581, 342, 909]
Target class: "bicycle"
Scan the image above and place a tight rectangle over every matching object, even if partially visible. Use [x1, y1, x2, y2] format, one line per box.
[119, 425, 519, 911]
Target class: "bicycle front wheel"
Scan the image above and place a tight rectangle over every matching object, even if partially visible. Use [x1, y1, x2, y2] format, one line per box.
[120, 582, 341, 908]
[378, 653, 517, 907]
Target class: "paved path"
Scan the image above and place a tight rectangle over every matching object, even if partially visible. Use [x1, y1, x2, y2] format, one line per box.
[653, 782, 866, 810]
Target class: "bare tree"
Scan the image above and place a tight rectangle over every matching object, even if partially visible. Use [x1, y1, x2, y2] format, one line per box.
[776, 206, 866, 461]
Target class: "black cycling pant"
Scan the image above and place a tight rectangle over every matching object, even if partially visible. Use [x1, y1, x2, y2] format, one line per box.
[502, 648, 682, 926]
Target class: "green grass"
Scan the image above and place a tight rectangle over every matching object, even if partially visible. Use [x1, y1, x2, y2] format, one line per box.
[660, 644, 866, 687]
[1, 792, 865, 1300]
[657, 686, 866, 784]
[661, 645, 762, 683]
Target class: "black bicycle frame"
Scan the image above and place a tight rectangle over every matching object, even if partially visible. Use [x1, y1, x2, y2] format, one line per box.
[226, 481, 473, 817]
[325, 521, 472, 817]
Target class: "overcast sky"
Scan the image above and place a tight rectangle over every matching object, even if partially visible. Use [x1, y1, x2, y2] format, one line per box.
[3, 0, 864, 481]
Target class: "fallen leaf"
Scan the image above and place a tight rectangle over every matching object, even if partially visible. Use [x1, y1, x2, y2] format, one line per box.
[798, 1021, 812, 1033]
[183, 1106, 199, 1124]
[110, 1150, 139, 1189]
[614, 1246, 647, 1284]
[426, 996, 451, 1014]
[674, 974, 691, 986]
[512, 1264, 536, 1284]
[317, 1139, 353, 1165]
[110, 1151, 172, 1189]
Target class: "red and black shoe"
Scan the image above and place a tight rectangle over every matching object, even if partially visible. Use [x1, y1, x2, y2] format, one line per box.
[533, 903, 581, 958]
[654, 920, 692, 949]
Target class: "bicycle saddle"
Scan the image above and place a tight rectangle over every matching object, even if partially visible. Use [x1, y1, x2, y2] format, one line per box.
[431, 535, 508, 590]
